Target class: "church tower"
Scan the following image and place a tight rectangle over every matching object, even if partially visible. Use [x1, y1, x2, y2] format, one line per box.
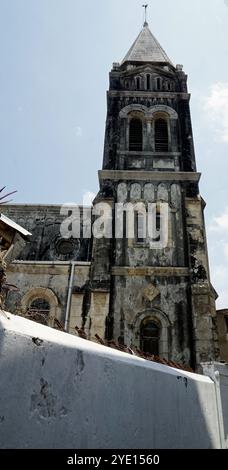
[89, 20, 219, 370]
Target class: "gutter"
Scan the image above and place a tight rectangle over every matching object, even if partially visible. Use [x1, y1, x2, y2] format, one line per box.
[64, 262, 76, 331]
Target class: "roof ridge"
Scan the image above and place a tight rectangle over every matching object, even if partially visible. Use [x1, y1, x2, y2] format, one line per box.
[121, 24, 173, 66]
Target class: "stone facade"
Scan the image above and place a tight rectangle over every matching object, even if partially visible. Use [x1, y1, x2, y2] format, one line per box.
[2, 23, 220, 370]
[1, 204, 92, 334]
[217, 309, 228, 362]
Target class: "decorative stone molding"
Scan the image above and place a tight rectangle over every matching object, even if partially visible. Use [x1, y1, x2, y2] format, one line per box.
[143, 284, 160, 302]
[149, 105, 178, 120]
[119, 104, 178, 120]
[21, 287, 60, 326]
[111, 267, 189, 277]
[99, 170, 201, 183]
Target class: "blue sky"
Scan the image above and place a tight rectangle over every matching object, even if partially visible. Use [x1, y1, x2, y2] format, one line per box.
[1, 0, 228, 308]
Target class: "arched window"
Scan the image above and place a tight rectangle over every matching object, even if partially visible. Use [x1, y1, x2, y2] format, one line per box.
[129, 118, 143, 151]
[146, 74, 151, 90]
[27, 298, 50, 325]
[155, 118, 169, 152]
[136, 77, 140, 90]
[140, 319, 160, 356]
[21, 287, 60, 329]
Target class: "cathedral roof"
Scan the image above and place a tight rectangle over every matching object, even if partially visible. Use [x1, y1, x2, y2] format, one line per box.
[121, 22, 173, 66]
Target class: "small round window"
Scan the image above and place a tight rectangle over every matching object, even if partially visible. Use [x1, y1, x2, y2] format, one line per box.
[56, 239, 74, 255]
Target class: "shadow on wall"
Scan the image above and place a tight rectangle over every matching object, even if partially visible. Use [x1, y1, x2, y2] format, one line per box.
[220, 378, 228, 442]
[0, 314, 221, 449]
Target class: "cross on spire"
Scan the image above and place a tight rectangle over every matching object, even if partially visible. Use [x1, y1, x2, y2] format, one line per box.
[142, 4, 148, 26]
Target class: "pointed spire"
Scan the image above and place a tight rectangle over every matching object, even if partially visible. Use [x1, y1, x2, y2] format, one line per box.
[121, 22, 173, 66]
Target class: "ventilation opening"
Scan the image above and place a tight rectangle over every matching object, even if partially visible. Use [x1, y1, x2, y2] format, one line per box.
[129, 119, 143, 151]
[155, 119, 169, 152]
[140, 320, 160, 356]
[146, 74, 150, 90]
[157, 78, 162, 91]
[136, 77, 140, 90]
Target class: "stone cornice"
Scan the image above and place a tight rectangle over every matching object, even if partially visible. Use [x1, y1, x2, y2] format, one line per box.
[118, 151, 181, 157]
[108, 90, 190, 100]
[99, 170, 201, 183]
[112, 267, 189, 277]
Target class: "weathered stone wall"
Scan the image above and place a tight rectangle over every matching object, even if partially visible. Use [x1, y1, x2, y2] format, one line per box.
[1, 205, 92, 331]
[216, 309, 228, 362]
[185, 197, 219, 366]
[5, 262, 91, 329]
[98, 58, 219, 369]
[1, 205, 91, 262]
[111, 274, 191, 364]
[0, 53, 220, 369]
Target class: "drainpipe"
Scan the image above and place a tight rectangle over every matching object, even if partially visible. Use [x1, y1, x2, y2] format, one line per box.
[64, 262, 75, 331]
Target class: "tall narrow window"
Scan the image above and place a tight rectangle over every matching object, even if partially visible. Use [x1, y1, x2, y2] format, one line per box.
[140, 320, 160, 356]
[155, 118, 169, 152]
[135, 212, 146, 243]
[129, 118, 143, 151]
[157, 77, 162, 90]
[146, 74, 151, 90]
[136, 77, 140, 90]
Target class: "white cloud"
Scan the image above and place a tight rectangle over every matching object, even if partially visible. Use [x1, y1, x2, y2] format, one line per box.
[224, 244, 228, 259]
[204, 82, 228, 142]
[75, 126, 83, 137]
[209, 206, 228, 232]
[210, 264, 228, 309]
[207, 207, 228, 307]
[83, 191, 96, 206]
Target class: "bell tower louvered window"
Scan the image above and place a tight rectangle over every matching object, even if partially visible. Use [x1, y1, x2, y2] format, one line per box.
[129, 118, 143, 151]
[155, 118, 169, 152]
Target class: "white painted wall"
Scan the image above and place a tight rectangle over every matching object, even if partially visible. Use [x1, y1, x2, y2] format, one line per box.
[0, 313, 222, 449]
[201, 362, 228, 449]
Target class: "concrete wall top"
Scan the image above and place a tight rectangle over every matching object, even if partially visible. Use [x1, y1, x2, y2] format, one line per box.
[0, 312, 221, 449]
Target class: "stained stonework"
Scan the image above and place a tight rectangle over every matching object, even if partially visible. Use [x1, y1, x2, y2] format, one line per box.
[91, 21, 219, 370]
[216, 309, 228, 362]
[1, 22, 220, 370]
[143, 284, 160, 302]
